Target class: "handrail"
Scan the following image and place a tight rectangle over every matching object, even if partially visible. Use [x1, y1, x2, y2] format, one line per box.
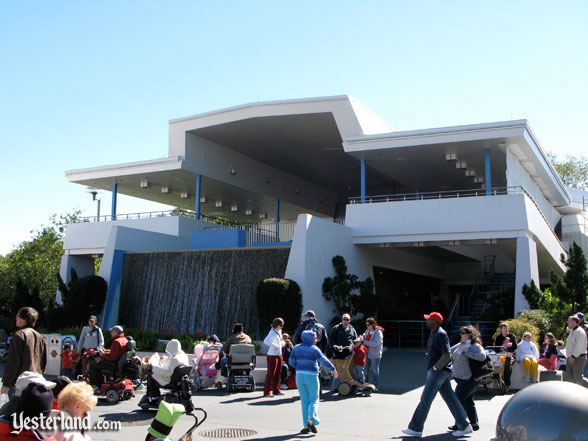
[446, 294, 460, 331]
[348, 186, 518, 204]
[518, 187, 566, 251]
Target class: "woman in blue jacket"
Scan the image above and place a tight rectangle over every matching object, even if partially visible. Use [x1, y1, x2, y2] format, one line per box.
[289, 330, 338, 434]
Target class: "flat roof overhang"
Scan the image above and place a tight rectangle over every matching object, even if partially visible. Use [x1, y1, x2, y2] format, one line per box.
[65, 157, 327, 222]
[343, 120, 571, 207]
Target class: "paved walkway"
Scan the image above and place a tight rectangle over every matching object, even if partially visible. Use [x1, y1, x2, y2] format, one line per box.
[2, 349, 510, 440]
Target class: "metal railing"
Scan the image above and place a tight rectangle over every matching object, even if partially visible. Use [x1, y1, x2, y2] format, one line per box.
[379, 320, 431, 348]
[75, 208, 234, 225]
[204, 222, 297, 247]
[348, 186, 518, 204]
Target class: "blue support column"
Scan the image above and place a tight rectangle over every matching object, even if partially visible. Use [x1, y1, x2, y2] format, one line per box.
[275, 200, 280, 242]
[195, 174, 202, 220]
[360, 159, 366, 203]
[111, 180, 118, 220]
[485, 148, 492, 196]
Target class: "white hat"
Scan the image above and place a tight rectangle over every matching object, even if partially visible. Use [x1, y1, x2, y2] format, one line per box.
[15, 371, 56, 396]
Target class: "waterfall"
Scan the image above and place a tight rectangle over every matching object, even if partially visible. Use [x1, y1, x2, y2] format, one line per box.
[119, 247, 290, 338]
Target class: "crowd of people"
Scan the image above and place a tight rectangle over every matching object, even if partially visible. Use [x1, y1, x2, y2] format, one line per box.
[2, 305, 588, 439]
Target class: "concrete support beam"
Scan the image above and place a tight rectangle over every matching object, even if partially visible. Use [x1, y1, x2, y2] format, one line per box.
[514, 235, 539, 314]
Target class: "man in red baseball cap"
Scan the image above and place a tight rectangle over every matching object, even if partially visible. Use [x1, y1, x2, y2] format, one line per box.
[401, 312, 472, 438]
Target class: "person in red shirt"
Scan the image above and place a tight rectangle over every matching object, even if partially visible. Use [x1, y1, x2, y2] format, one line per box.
[87, 326, 128, 389]
[59, 344, 79, 379]
[352, 337, 368, 384]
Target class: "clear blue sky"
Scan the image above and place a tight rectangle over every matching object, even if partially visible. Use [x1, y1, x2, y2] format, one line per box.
[1, 1, 587, 255]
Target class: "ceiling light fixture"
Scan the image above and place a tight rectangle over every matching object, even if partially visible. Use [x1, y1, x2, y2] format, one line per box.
[200, 196, 206, 203]
[445, 152, 457, 162]
[231, 204, 238, 212]
[245, 209, 252, 216]
[161, 186, 169, 194]
[259, 213, 267, 219]
[180, 192, 190, 199]
[215, 201, 223, 208]
[230, 167, 237, 175]
[140, 179, 149, 188]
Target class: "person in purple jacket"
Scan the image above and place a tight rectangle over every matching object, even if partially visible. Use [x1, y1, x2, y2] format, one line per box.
[289, 330, 338, 434]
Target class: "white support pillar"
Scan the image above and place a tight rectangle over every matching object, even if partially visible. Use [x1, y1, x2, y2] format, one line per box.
[514, 235, 539, 314]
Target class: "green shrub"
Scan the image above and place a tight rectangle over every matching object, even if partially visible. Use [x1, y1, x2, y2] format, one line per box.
[492, 318, 540, 347]
[255, 278, 303, 336]
[517, 309, 562, 341]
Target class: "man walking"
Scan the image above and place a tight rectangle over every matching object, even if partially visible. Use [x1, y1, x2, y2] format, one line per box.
[401, 312, 472, 438]
[1, 307, 47, 397]
[293, 310, 328, 353]
[565, 315, 588, 387]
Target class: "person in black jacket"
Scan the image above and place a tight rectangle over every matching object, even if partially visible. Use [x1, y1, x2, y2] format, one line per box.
[328, 313, 358, 359]
[493, 322, 518, 389]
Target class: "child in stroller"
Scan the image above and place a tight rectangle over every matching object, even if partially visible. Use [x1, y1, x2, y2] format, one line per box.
[192, 335, 222, 391]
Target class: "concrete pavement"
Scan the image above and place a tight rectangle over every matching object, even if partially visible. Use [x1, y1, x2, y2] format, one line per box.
[82, 349, 509, 440]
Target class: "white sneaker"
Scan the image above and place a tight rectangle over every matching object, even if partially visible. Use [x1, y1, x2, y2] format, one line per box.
[452, 425, 473, 437]
[530, 377, 538, 383]
[524, 375, 530, 382]
[280, 384, 289, 390]
[401, 428, 422, 438]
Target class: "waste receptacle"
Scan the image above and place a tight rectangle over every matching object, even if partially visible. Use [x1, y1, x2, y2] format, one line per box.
[42, 334, 78, 376]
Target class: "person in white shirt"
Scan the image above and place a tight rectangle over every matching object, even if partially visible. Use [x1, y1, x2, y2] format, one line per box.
[565, 315, 588, 387]
[515, 332, 540, 383]
[263, 317, 286, 397]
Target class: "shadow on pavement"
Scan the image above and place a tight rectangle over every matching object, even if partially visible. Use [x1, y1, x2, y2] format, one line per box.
[247, 396, 299, 406]
[246, 433, 314, 441]
[100, 409, 153, 425]
[392, 433, 465, 440]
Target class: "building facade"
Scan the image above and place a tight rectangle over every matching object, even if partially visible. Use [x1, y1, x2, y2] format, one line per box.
[61, 96, 588, 329]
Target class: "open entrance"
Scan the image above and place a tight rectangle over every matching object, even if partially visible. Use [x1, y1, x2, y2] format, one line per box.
[373, 266, 446, 348]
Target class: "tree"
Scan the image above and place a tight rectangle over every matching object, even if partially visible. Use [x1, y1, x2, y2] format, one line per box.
[548, 153, 588, 190]
[549, 242, 588, 312]
[322, 256, 377, 323]
[0, 210, 82, 308]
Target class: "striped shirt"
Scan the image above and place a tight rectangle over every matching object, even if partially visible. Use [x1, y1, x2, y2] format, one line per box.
[450, 342, 486, 380]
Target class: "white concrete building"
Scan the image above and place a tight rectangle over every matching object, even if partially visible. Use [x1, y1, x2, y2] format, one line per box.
[61, 96, 588, 329]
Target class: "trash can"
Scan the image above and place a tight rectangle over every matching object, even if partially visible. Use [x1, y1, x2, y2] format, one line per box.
[42, 334, 78, 376]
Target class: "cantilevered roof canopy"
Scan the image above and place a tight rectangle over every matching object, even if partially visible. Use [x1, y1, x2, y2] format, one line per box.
[65, 96, 571, 221]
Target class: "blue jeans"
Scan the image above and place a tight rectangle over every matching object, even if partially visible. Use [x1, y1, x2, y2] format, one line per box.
[454, 378, 481, 426]
[408, 368, 468, 432]
[584, 358, 588, 378]
[220, 356, 228, 377]
[353, 365, 365, 383]
[296, 372, 320, 427]
[365, 357, 381, 388]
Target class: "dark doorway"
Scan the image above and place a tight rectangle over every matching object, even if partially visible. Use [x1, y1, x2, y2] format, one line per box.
[373, 267, 446, 320]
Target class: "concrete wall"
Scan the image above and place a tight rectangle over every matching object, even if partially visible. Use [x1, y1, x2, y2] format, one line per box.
[285, 215, 373, 324]
[190, 229, 246, 250]
[506, 149, 560, 227]
[63, 216, 212, 253]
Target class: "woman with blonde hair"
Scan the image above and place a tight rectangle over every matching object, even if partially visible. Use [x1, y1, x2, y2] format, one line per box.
[515, 332, 540, 383]
[56, 382, 98, 440]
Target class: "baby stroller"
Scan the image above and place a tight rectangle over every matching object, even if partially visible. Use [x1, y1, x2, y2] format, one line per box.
[192, 343, 222, 391]
[481, 346, 507, 395]
[332, 355, 375, 397]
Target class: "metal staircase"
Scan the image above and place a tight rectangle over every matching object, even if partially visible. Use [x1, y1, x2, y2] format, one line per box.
[448, 269, 515, 346]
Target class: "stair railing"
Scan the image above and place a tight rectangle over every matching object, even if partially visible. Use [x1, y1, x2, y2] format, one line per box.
[446, 294, 461, 335]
